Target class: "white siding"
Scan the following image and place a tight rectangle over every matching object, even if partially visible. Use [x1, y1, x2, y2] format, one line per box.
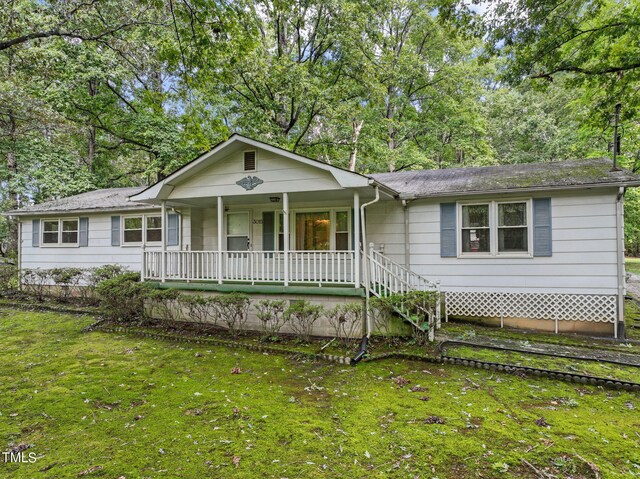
[20, 209, 187, 272]
[170, 147, 343, 199]
[366, 189, 620, 295]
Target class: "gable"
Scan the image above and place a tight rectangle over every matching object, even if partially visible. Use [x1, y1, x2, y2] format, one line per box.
[169, 146, 343, 200]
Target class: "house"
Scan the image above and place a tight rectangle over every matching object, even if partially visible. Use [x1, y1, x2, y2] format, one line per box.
[6, 134, 640, 338]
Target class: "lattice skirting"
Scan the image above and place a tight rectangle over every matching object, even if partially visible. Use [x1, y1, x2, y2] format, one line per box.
[445, 291, 617, 323]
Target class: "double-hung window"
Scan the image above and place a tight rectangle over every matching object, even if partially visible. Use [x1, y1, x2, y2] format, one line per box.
[123, 215, 162, 245]
[42, 219, 79, 246]
[459, 200, 530, 256]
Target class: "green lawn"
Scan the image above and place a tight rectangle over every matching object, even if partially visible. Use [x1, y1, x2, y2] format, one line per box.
[1, 309, 639, 478]
[627, 257, 640, 275]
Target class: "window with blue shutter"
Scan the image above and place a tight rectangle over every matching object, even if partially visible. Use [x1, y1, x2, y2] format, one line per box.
[440, 203, 457, 257]
[533, 198, 552, 257]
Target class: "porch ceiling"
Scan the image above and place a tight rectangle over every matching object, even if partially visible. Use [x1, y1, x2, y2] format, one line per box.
[165, 187, 386, 207]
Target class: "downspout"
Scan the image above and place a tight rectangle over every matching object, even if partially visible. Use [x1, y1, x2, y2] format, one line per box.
[352, 185, 380, 364]
[16, 218, 22, 291]
[402, 200, 411, 268]
[615, 187, 625, 339]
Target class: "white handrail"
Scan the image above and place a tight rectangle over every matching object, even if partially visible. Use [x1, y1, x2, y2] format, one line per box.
[368, 247, 441, 339]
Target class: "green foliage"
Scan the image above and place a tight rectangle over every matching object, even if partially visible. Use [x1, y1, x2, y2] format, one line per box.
[327, 302, 364, 343]
[95, 272, 149, 323]
[147, 288, 182, 324]
[285, 300, 324, 342]
[21, 268, 53, 301]
[211, 293, 250, 337]
[181, 294, 217, 326]
[255, 299, 289, 337]
[0, 263, 19, 296]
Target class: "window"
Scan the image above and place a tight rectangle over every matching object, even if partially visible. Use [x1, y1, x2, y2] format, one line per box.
[41, 218, 79, 246]
[335, 211, 350, 251]
[146, 216, 162, 242]
[243, 151, 256, 171]
[123, 215, 162, 245]
[296, 212, 330, 250]
[124, 217, 143, 243]
[498, 202, 528, 253]
[461, 204, 489, 253]
[459, 200, 530, 256]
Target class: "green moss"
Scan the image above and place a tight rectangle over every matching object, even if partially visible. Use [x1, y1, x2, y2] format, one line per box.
[0, 308, 639, 478]
[447, 345, 640, 383]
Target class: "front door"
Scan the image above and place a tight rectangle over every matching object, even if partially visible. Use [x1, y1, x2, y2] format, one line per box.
[226, 212, 250, 251]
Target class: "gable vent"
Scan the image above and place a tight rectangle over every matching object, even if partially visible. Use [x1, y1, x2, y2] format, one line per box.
[244, 151, 256, 171]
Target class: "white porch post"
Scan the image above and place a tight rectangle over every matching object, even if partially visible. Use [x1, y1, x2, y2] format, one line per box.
[161, 200, 167, 283]
[217, 196, 224, 284]
[353, 190, 360, 287]
[283, 192, 289, 286]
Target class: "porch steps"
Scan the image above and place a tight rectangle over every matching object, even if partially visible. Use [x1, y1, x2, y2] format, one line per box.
[367, 248, 441, 340]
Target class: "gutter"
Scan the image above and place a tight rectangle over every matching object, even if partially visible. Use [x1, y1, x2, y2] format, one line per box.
[397, 181, 640, 202]
[3, 205, 158, 217]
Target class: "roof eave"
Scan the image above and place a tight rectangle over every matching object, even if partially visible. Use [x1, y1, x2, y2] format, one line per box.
[399, 181, 640, 200]
[2, 204, 159, 217]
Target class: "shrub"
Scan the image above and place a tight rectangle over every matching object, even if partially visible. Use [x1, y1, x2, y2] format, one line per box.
[212, 293, 250, 337]
[327, 303, 364, 343]
[285, 300, 324, 342]
[22, 268, 52, 301]
[50, 267, 85, 302]
[95, 272, 149, 323]
[386, 290, 439, 344]
[147, 288, 182, 323]
[181, 294, 217, 326]
[0, 263, 19, 297]
[255, 299, 288, 337]
[80, 264, 128, 305]
[369, 297, 394, 336]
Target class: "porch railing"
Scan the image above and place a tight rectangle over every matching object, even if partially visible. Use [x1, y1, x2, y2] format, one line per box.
[142, 250, 356, 286]
[368, 247, 441, 339]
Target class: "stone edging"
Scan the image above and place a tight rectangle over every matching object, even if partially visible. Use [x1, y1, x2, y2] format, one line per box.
[93, 324, 353, 365]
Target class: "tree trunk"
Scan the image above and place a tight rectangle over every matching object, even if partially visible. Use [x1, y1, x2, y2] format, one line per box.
[88, 79, 98, 172]
[348, 119, 364, 172]
[6, 111, 18, 256]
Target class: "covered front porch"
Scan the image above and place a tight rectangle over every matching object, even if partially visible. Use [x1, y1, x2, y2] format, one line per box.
[140, 188, 368, 287]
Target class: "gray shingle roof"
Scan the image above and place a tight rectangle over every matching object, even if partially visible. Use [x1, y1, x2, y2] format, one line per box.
[370, 158, 640, 198]
[5, 187, 155, 216]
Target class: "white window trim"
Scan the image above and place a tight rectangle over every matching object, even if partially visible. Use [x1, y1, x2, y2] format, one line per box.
[243, 150, 257, 172]
[122, 214, 163, 246]
[40, 218, 79, 247]
[274, 207, 351, 251]
[457, 199, 532, 258]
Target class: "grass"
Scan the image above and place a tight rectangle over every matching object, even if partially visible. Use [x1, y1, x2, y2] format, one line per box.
[627, 257, 640, 275]
[0, 309, 639, 478]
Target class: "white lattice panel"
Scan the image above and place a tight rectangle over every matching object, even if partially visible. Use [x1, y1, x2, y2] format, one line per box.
[445, 291, 617, 323]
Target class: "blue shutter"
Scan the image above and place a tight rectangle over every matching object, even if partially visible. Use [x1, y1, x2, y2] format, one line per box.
[533, 198, 552, 257]
[32, 219, 40, 247]
[167, 213, 179, 246]
[440, 203, 457, 257]
[111, 216, 121, 246]
[262, 212, 275, 251]
[79, 217, 89, 247]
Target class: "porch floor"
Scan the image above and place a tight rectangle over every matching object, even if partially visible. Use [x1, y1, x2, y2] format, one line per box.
[147, 281, 366, 297]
